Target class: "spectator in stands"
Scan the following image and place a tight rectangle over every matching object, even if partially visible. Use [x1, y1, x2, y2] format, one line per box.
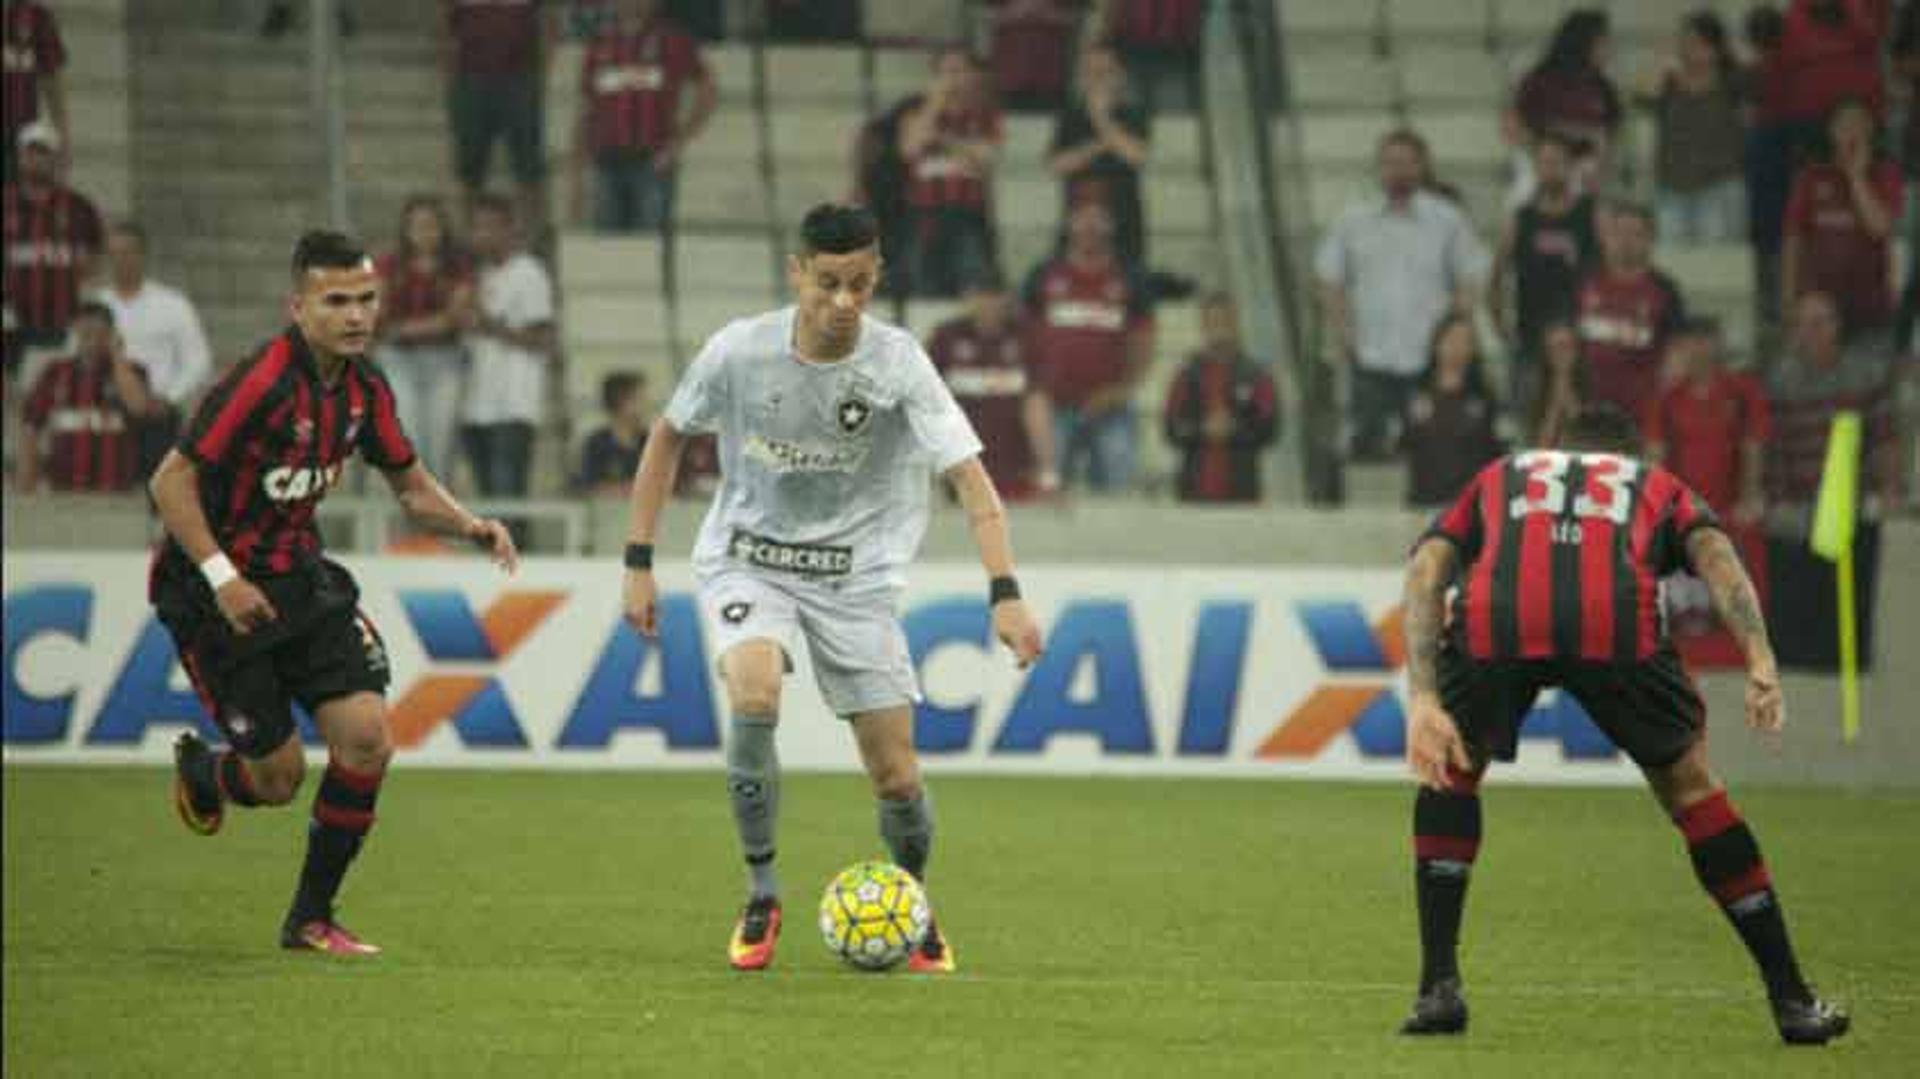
[1774, 0, 1888, 139]
[16, 302, 160, 492]
[1892, 0, 1920, 348]
[1022, 199, 1154, 492]
[575, 370, 647, 495]
[1401, 313, 1504, 508]
[1743, 4, 1794, 325]
[1097, 0, 1204, 113]
[572, 0, 716, 235]
[96, 221, 213, 477]
[1049, 45, 1152, 267]
[1643, 317, 1769, 523]
[929, 271, 1057, 500]
[1573, 200, 1686, 420]
[989, 0, 1083, 114]
[851, 95, 917, 304]
[1493, 133, 1599, 404]
[1162, 292, 1279, 503]
[375, 195, 474, 481]
[1781, 99, 1903, 332]
[1507, 8, 1622, 190]
[459, 194, 556, 500]
[1528, 319, 1591, 447]
[898, 49, 1003, 298]
[3, 0, 66, 179]
[1764, 289, 1902, 669]
[1634, 10, 1749, 244]
[439, 0, 559, 235]
[1315, 128, 1489, 461]
[3, 122, 101, 383]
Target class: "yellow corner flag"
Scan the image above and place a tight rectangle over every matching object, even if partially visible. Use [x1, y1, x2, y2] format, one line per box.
[1808, 412, 1862, 743]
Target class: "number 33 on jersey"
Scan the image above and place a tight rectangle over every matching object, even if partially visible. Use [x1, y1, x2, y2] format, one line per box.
[1421, 451, 1724, 663]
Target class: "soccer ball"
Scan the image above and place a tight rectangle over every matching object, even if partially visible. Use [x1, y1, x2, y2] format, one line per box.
[818, 861, 930, 971]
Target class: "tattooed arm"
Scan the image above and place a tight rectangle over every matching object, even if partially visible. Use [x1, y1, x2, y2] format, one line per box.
[1404, 538, 1471, 789]
[1686, 527, 1785, 732]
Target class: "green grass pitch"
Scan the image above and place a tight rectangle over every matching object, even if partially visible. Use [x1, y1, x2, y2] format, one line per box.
[6, 768, 1917, 1077]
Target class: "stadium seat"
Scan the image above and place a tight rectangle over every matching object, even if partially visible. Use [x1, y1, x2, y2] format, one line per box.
[1003, 115, 1056, 174]
[683, 110, 764, 167]
[1399, 45, 1505, 108]
[863, 0, 965, 43]
[1662, 244, 1754, 301]
[1297, 111, 1395, 166]
[764, 46, 863, 104]
[767, 106, 862, 167]
[677, 293, 773, 345]
[560, 234, 666, 296]
[1001, 225, 1059, 284]
[673, 234, 781, 300]
[873, 47, 931, 107]
[1403, 108, 1508, 168]
[1285, 50, 1400, 111]
[904, 299, 966, 341]
[1151, 232, 1227, 287]
[678, 161, 774, 229]
[1145, 174, 1214, 234]
[1276, 0, 1383, 43]
[568, 292, 673, 351]
[1610, 0, 1682, 36]
[1154, 301, 1204, 358]
[706, 44, 756, 103]
[1304, 164, 1375, 228]
[773, 167, 849, 226]
[996, 174, 1064, 232]
[1152, 115, 1206, 176]
[1491, 0, 1582, 41]
[566, 345, 678, 421]
[1383, 0, 1491, 44]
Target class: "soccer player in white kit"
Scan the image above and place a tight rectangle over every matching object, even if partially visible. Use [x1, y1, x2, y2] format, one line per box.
[620, 204, 1045, 972]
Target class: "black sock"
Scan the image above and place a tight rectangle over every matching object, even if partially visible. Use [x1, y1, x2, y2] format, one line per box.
[216, 751, 263, 807]
[1674, 790, 1809, 1003]
[1413, 772, 1482, 993]
[289, 760, 382, 924]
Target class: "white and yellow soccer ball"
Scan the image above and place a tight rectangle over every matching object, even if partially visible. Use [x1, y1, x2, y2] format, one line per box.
[818, 861, 930, 971]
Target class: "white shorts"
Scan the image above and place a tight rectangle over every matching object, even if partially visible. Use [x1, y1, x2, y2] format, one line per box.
[698, 569, 921, 718]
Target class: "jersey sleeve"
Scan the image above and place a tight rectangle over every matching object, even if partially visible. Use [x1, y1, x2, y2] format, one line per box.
[1661, 469, 1723, 576]
[179, 352, 280, 469]
[902, 338, 984, 472]
[1415, 460, 1494, 561]
[357, 364, 418, 471]
[661, 326, 731, 434]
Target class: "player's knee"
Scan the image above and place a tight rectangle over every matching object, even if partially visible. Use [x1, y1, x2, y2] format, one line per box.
[728, 679, 782, 720]
[870, 760, 922, 802]
[252, 756, 305, 805]
[334, 720, 394, 773]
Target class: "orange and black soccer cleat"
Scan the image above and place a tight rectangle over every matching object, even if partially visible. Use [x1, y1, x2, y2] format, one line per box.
[728, 896, 781, 971]
[171, 732, 223, 836]
[907, 917, 955, 974]
[281, 916, 382, 956]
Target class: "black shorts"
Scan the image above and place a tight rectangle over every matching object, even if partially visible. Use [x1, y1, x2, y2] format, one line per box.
[154, 559, 391, 758]
[449, 73, 545, 187]
[1437, 642, 1705, 770]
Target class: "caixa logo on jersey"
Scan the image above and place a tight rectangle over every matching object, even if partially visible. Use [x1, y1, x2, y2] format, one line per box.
[262, 463, 344, 502]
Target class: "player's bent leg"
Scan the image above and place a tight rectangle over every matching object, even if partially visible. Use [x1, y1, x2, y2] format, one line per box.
[722, 640, 786, 971]
[1400, 764, 1484, 1036]
[281, 691, 391, 957]
[851, 707, 951, 973]
[1647, 740, 1848, 1044]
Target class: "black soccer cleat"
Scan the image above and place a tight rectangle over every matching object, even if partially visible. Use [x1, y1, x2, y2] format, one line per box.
[1398, 977, 1469, 1036]
[1772, 992, 1850, 1046]
[171, 732, 224, 836]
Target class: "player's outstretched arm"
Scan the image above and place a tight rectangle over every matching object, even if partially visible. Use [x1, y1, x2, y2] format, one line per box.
[1686, 527, 1784, 733]
[379, 461, 518, 574]
[621, 418, 687, 638]
[946, 457, 1043, 668]
[149, 448, 279, 634]
[1403, 538, 1471, 790]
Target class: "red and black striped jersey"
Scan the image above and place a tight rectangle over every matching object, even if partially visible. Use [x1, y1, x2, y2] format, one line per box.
[159, 328, 416, 580]
[1421, 450, 1721, 662]
[906, 104, 1002, 211]
[4, 1, 64, 132]
[2, 180, 103, 335]
[581, 17, 706, 156]
[22, 354, 143, 491]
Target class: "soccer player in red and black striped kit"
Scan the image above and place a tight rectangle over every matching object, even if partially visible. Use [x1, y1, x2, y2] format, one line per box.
[149, 231, 519, 955]
[1396, 405, 1848, 1045]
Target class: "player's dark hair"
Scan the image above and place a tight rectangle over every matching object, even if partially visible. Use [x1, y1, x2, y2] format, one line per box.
[1561, 404, 1642, 456]
[1745, 5, 1784, 50]
[1537, 8, 1611, 76]
[1418, 312, 1496, 404]
[396, 194, 458, 264]
[799, 203, 879, 256]
[601, 370, 644, 413]
[291, 229, 369, 282]
[73, 299, 114, 326]
[1379, 126, 1429, 158]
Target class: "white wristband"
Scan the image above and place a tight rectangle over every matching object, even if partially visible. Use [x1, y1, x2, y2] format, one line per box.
[199, 552, 238, 591]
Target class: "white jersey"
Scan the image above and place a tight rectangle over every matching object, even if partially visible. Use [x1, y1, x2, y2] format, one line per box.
[663, 306, 983, 591]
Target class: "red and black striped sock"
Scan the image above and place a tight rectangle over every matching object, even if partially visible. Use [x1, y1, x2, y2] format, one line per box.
[1674, 789, 1810, 1003]
[289, 759, 383, 925]
[1413, 769, 1483, 993]
[214, 751, 264, 807]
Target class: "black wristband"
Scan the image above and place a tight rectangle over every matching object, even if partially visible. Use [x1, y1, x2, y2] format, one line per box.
[989, 575, 1021, 605]
[624, 543, 654, 570]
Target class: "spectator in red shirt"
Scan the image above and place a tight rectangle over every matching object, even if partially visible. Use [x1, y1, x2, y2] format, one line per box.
[374, 195, 474, 481]
[1526, 319, 1591, 448]
[1162, 292, 1279, 503]
[1021, 199, 1154, 492]
[1401, 313, 1504, 508]
[571, 0, 716, 235]
[1099, 0, 1204, 113]
[16, 301, 160, 492]
[1775, 0, 1888, 128]
[928, 272, 1058, 500]
[1049, 46, 1152, 266]
[1507, 9, 1622, 184]
[898, 48, 1003, 298]
[1573, 201, 1687, 420]
[989, 0, 1083, 113]
[1643, 318, 1770, 524]
[4, 122, 102, 380]
[438, 0, 560, 233]
[3, 0, 66, 179]
[1781, 99, 1903, 331]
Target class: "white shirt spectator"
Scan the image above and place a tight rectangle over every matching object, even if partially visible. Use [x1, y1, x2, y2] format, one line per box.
[1314, 191, 1490, 377]
[463, 251, 554, 425]
[96, 279, 212, 407]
